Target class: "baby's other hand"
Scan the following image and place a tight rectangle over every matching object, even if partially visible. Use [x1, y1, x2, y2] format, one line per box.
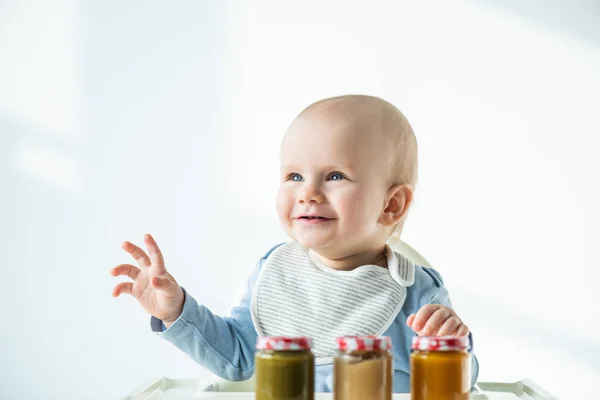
[407, 304, 469, 337]
[111, 233, 184, 326]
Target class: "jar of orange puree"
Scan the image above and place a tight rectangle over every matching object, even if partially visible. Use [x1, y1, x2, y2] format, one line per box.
[410, 335, 471, 400]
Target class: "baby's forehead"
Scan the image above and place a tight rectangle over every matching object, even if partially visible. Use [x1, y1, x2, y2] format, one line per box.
[288, 109, 357, 132]
[283, 110, 391, 151]
[281, 121, 392, 172]
[284, 107, 382, 138]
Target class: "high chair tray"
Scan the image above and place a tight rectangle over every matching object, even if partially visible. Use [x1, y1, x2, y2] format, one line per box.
[122, 377, 558, 400]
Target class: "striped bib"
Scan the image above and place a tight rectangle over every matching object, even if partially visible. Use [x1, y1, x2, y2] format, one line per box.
[250, 241, 415, 364]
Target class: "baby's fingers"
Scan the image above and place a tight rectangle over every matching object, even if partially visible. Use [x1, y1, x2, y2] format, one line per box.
[437, 316, 461, 336]
[111, 264, 140, 280]
[455, 324, 470, 337]
[410, 304, 443, 333]
[122, 241, 151, 268]
[112, 282, 133, 297]
[406, 314, 416, 328]
[144, 234, 166, 272]
[420, 308, 452, 336]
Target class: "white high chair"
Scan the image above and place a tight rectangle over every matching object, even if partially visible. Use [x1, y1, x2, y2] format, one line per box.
[127, 242, 557, 399]
[211, 240, 431, 392]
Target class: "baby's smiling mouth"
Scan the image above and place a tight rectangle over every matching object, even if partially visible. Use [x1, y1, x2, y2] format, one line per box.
[294, 215, 336, 224]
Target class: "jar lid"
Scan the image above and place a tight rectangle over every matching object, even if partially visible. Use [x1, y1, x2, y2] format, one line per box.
[256, 336, 312, 351]
[411, 335, 469, 351]
[336, 336, 392, 351]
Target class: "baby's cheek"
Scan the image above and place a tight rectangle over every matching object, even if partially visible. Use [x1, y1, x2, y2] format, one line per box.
[275, 190, 291, 218]
[275, 195, 295, 237]
[343, 194, 376, 226]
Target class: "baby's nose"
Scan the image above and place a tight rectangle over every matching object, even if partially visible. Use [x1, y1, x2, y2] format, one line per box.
[298, 185, 325, 204]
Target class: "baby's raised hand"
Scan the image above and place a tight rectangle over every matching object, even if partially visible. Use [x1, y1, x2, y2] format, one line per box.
[407, 304, 469, 337]
[111, 234, 184, 326]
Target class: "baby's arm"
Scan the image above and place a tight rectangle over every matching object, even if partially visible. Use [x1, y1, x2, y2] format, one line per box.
[150, 264, 261, 381]
[111, 234, 263, 381]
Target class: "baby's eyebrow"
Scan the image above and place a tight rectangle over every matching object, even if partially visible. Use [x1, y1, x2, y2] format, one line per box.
[280, 164, 301, 172]
[324, 164, 354, 172]
[281, 164, 356, 173]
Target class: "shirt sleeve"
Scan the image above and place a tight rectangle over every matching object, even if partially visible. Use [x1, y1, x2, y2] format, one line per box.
[149, 256, 265, 381]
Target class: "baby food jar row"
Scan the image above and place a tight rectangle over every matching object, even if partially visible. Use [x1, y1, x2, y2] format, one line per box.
[255, 334, 471, 400]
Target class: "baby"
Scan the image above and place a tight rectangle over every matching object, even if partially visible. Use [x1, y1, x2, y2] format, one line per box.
[111, 95, 479, 392]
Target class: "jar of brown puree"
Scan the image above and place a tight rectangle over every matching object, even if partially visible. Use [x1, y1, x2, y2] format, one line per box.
[334, 336, 393, 400]
[410, 336, 471, 400]
[255, 336, 314, 400]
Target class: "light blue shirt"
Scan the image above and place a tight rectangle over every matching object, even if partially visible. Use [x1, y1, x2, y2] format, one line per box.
[151, 244, 480, 392]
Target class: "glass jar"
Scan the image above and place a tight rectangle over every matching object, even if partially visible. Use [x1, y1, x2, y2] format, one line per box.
[255, 336, 314, 400]
[410, 335, 471, 400]
[334, 336, 393, 400]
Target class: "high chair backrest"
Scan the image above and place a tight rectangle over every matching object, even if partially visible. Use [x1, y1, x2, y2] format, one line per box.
[389, 240, 431, 268]
[212, 240, 431, 392]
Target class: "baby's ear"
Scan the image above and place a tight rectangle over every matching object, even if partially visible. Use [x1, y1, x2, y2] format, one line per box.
[378, 184, 413, 227]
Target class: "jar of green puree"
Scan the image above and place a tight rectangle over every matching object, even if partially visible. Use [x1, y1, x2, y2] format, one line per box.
[255, 336, 315, 400]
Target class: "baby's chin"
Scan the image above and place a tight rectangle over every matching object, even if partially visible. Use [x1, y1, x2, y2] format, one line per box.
[293, 232, 338, 252]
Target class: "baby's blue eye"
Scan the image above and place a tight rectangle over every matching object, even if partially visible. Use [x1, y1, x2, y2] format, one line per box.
[290, 173, 303, 182]
[329, 173, 344, 181]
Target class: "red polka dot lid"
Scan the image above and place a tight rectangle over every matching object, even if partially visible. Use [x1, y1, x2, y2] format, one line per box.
[411, 335, 469, 351]
[336, 336, 392, 351]
[256, 336, 312, 351]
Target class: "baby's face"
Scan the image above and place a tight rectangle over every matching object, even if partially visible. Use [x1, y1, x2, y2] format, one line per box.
[276, 113, 393, 259]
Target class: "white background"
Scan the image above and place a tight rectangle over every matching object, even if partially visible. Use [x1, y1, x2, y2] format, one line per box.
[1, 1, 599, 399]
